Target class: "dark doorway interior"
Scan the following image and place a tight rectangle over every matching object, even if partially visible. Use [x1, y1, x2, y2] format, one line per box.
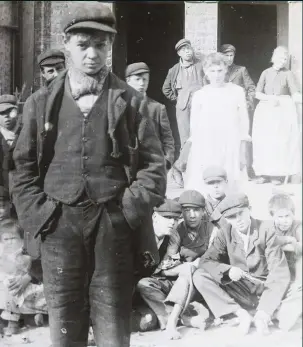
[219, 4, 277, 84]
[113, 2, 185, 153]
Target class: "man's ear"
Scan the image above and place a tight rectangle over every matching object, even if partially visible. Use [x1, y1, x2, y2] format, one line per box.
[63, 33, 69, 48]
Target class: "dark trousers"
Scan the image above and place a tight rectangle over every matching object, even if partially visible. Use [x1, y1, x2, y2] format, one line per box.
[41, 201, 134, 347]
[193, 269, 263, 318]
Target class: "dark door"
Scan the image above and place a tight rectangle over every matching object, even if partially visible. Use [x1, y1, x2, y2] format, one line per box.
[113, 2, 185, 152]
[219, 4, 277, 84]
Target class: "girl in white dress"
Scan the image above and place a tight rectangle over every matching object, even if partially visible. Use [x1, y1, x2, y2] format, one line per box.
[252, 46, 302, 185]
[185, 53, 250, 194]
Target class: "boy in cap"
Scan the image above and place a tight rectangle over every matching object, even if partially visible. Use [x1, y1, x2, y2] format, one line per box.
[0, 95, 21, 219]
[126, 62, 175, 170]
[138, 190, 212, 339]
[193, 192, 290, 336]
[265, 194, 302, 331]
[37, 49, 66, 85]
[220, 44, 255, 179]
[133, 199, 181, 332]
[11, 2, 166, 347]
[203, 165, 230, 245]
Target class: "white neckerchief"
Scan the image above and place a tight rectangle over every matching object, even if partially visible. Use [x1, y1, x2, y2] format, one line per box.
[236, 221, 251, 253]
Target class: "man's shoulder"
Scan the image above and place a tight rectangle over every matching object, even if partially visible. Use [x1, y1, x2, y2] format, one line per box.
[146, 96, 164, 109]
[168, 62, 180, 73]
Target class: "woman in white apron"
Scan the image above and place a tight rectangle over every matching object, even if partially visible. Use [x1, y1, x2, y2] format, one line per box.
[253, 46, 302, 185]
[184, 53, 250, 195]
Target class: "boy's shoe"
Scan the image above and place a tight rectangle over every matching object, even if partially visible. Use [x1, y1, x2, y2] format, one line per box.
[34, 313, 44, 327]
[271, 179, 282, 185]
[254, 318, 270, 335]
[235, 309, 252, 335]
[4, 320, 20, 336]
[255, 176, 268, 184]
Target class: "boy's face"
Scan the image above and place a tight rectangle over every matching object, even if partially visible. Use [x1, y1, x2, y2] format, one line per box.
[177, 44, 194, 62]
[152, 212, 175, 239]
[1, 230, 21, 246]
[206, 179, 227, 200]
[64, 31, 112, 75]
[127, 73, 149, 94]
[273, 208, 294, 232]
[0, 108, 18, 130]
[182, 206, 205, 229]
[225, 208, 251, 234]
[205, 63, 227, 86]
[223, 51, 235, 66]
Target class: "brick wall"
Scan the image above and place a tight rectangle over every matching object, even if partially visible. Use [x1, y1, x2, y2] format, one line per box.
[0, 2, 13, 93]
[184, 2, 218, 61]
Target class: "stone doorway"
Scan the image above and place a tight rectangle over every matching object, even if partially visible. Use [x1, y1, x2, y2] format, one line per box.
[112, 2, 185, 151]
[218, 3, 278, 85]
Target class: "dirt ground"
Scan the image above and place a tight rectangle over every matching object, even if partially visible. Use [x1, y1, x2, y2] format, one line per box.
[1, 174, 302, 347]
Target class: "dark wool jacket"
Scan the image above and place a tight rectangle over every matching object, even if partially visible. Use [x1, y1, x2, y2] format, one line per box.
[199, 218, 290, 316]
[11, 70, 166, 265]
[162, 60, 204, 103]
[145, 96, 175, 167]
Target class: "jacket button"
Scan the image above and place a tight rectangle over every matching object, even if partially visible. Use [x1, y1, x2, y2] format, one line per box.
[82, 137, 87, 142]
[83, 156, 89, 160]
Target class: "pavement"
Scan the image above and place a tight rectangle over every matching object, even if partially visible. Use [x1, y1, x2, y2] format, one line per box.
[1, 172, 302, 347]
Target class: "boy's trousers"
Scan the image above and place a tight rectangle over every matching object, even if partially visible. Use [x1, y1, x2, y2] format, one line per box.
[40, 200, 134, 347]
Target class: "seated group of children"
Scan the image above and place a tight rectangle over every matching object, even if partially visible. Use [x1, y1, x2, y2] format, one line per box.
[132, 165, 302, 340]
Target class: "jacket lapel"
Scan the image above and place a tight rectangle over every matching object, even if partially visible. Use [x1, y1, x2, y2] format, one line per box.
[228, 64, 239, 82]
[107, 73, 127, 137]
[246, 218, 260, 256]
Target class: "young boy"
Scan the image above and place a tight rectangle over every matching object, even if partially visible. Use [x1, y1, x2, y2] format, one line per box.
[0, 219, 47, 335]
[267, 193, 302, 331]
[0, 95, 21, 220]
[203, 165, 229, 245]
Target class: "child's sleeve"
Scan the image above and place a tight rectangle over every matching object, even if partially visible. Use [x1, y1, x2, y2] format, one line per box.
[294, 224, 302, 257]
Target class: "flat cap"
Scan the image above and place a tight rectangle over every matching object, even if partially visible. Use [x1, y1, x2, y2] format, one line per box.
[154, 199, 182, 218]
[220, 44, 236, 54]
[218, 192, 249, 217]
[179, 190, 205, 208]
[61, 2, 117, 34]
[125, 62, 150, 78]
[0, 94, 17, 113]
[203, 165, 227, 183]
[175, 39, 191, 52]
[37, 49, 65, 67]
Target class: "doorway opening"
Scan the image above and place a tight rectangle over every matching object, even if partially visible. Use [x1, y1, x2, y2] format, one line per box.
[218, 3, 278, 84]
[113, 2, 185, 150]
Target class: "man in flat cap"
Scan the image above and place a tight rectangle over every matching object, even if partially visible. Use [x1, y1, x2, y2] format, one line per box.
[37, 49, 66, 86]
[162, 40, 204, 185]
[220, 44, 256, 179]
[11, 2, 166, 347]
[0, 95, 21, 219]
[126, 62, 175, 170]
[193, 192, 291, 336]
[138, 190, 212, 339]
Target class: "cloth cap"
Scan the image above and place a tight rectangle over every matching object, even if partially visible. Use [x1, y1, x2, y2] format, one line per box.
[37, 49, 65, 67]
[154, 199, 182, 218]
[125, 62, 150, 78]
[220, 44, 236, 54]
[218, 192, 250, 217]
[179, 190, 205, 208]
[175, 39, 191, 52]
[0, 94, 17, 113]
[61, 2, 117, 34]
[203, 165, 227, 183]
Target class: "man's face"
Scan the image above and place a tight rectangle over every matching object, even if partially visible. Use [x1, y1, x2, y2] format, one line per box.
[272, 52, 288, 70]
[182, 206, 204, 229]
[41, 62, 65, 82]
[206, 179, 227, 200]
[223, 51, 235, 66]
[225, 208, 251, 234]
[127, 73, 150, 94]
[177, 44, 194, 62]
[205, 63, 227, 86]
[64, 31, 112, 75]
[273, 208, 294, 232]
[0, 108, 18, 130]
